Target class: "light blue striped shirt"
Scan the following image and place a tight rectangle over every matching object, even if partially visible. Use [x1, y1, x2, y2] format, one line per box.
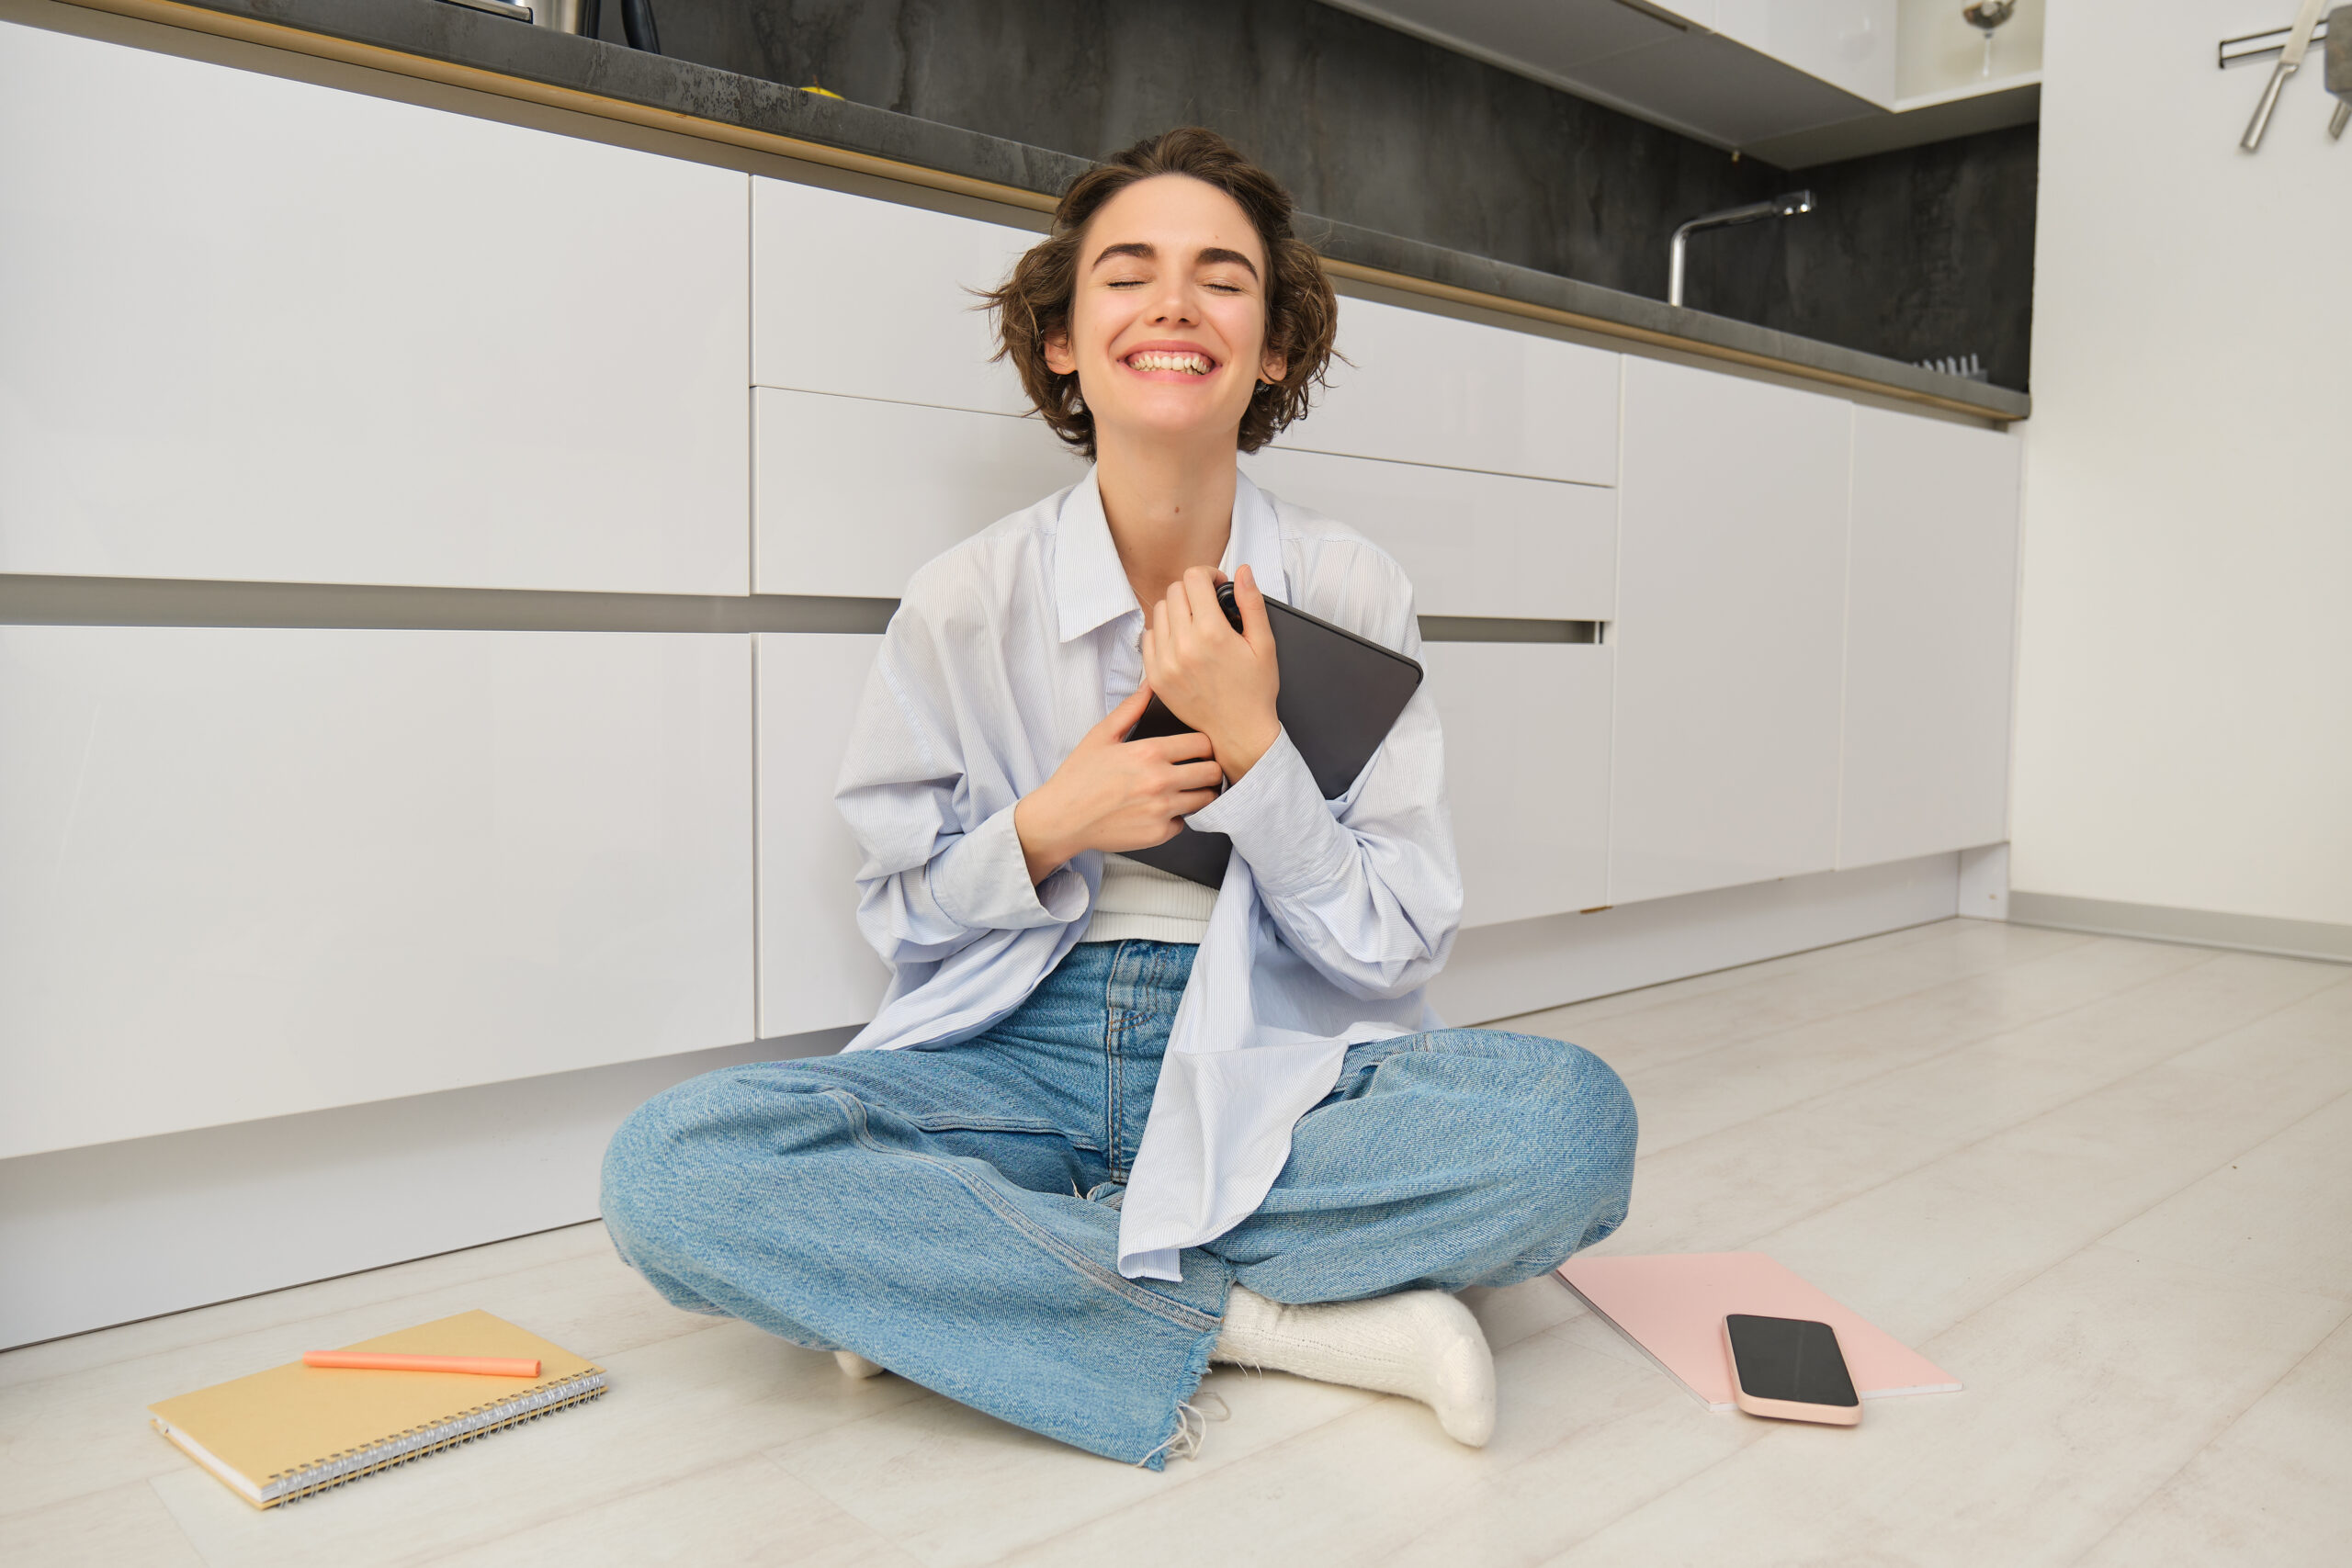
[833, 466, 1461, 1279]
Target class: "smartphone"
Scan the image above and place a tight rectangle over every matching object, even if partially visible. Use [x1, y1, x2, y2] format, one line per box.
[1724, 1314, 1862, 1426]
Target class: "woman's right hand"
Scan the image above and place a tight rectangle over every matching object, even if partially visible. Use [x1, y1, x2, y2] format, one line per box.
[1013, 683, 1224, 886]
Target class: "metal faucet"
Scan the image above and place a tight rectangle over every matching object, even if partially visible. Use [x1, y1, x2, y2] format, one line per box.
[1668, 191, 1815, 308]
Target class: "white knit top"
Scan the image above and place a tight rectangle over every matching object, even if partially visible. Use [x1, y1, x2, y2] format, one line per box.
[1080, 852, 1216, 944]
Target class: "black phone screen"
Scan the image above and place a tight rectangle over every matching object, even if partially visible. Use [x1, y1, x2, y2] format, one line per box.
[1725, 1314, 1860, 1408]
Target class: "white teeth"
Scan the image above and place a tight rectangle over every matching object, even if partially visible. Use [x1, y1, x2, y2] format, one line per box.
[1127, 350, 1213, 374]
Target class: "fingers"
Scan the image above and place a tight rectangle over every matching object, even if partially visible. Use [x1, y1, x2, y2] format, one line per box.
[1233, 562, 1274, 655]
[1177, 566, 1227, 633]
[1092, 682, 1154, 741]
[1167, 758, 1225, 791]
[1138, 729, 1215, 762]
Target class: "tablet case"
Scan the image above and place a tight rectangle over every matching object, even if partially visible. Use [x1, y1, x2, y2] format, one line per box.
[1122, 581, 1423, 887]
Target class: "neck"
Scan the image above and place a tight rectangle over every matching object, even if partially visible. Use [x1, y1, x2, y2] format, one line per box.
[1093, 423, 1240, 611]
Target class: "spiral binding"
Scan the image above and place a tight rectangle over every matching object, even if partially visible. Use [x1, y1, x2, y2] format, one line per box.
[263, 1369, 608, 1506]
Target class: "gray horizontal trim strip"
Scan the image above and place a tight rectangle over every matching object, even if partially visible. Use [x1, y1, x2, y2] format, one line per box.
[2008, 891, 2352, 966]
[0, 575, 897, 635]
[3, 577, 1602, 645]
[1418, 617, 1603, 644]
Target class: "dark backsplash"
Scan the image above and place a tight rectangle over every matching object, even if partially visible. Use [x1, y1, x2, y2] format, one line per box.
[1690, 124, 2038, 392]
[601, 0, 2035, 389]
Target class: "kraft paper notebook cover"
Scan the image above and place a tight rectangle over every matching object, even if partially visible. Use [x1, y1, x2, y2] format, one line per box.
[149, 1310, 607, 1508]
[1557, 1252, 1961, 1411]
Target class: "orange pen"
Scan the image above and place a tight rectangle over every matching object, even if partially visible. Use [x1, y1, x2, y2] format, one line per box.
[301, 1350, 540, 1378]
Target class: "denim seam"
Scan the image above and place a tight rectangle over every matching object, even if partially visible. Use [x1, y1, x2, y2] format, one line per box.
[822, 1089, 1217, 1334]
[901, 1111, 1100, 1149]
[1104, 968, 1125, 1182]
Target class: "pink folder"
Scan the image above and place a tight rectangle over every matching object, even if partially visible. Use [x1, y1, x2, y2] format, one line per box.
[1557, 1251, 1961, 1410]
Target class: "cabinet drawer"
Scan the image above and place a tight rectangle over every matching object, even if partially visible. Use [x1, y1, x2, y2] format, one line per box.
[753, 177, 1038, 415]
[0, 23, 750, 593]
[1242, 446, 1616, 620]
[1273, 297, 1620, 484]
[754, 390, 1081, 596]
[0, 626, 754, 1159]
[1424, 643, 1613, 928]
[756, 634, 892, 1038]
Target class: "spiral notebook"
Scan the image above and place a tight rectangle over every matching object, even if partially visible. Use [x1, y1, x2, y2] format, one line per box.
[149, 1310, 607, 1508]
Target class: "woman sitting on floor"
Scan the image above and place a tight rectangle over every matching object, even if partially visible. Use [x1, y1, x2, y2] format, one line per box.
[601, 127, 1637, 1468]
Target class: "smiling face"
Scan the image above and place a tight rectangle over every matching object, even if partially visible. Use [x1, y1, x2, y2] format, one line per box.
[1042, 174, 1289, 458]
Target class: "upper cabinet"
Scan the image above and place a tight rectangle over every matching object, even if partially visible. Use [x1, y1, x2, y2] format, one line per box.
[1609, 357, 1852, 906]
[752, 178, 1038, 416]
[1837, 408, 2020, 869]
[1276, 298, 1620, 486]
[1319, 1, 2034, 164]
[0, 22, 750, 594]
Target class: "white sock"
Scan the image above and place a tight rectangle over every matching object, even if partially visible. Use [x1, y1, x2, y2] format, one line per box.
[1212, 1284, 1497, 1447]
[833, 1349, 887, 1380]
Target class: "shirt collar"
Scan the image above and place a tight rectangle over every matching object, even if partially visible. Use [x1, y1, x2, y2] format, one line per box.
[1053, 464, 1289, 644]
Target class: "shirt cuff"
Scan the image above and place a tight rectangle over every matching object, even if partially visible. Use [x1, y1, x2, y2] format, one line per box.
[929, 803, 1088, 931]
[1184, 728, 1350, 898]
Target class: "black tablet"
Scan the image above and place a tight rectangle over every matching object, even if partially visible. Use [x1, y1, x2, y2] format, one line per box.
[1120, 580, 1423, 887]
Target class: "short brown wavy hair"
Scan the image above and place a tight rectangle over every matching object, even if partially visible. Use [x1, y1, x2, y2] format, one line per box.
[981, 127, 1338, 458]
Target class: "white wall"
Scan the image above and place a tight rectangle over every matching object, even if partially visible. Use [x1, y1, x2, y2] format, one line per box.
[2012, 0, 2352, 931]
[1895, 0, 2041, 102]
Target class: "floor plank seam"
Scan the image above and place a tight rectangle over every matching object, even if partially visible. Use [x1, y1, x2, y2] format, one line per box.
[1623, 942, 2235, 1163]
[1696, 958, 2351, 1259]
[2, 1231, 662, 1404]
[0, 1219, 614, 1362]
[1503, 920, 2055, 1041]
[140, 1475, 210, 1568]
[2053, 1297, 2352, 1568]
[1908, 1082, 2352, 1370]
[1592, 930, 2184, 1086]
[933, 1376, 1399, 1565]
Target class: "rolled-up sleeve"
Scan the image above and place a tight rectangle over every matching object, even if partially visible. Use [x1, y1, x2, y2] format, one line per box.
[834, 604, 1083, 968]
[1185, 728, 1349, 897]
[929, 804, 1089, 930]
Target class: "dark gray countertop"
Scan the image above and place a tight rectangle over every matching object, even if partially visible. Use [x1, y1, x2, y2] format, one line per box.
[104, 0, 2028, 421]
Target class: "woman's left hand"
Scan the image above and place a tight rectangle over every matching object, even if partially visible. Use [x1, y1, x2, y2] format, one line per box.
[1141, 562, 1282, 781]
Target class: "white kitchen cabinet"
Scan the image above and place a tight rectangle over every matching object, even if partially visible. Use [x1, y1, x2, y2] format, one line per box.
[1838, 407, 2020, 868]
[0, 22, 749, 593]
[0, 626, 754, 1160]
[1242, 446, 1617, 621]
[1423, 643, 1613, 927]
[1712, 1, 1898, 106]
[753, 177, 1037, 416]
[1609, 358, 1852, 905]
[1274, 297, 1620, 485]
[756, 634, 893, 1037]
[754, 389, 1081, 597]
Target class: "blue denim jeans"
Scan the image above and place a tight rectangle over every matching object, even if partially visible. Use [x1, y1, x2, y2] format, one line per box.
[601, 940, 1636, 1467]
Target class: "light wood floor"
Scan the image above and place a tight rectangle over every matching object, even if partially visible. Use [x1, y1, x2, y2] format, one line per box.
[6, 919, 2347, 1567]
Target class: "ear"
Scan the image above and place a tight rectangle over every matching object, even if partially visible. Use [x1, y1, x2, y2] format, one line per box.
[1044, 328, 1076, 377]
[1259, 344, 1289, 386]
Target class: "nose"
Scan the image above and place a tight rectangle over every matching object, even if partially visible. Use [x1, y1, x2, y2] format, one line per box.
[1144, 276, 1200, 327]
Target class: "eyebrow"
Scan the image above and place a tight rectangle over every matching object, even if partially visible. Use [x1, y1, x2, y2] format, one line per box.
[1089, 241, 1261, 281]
